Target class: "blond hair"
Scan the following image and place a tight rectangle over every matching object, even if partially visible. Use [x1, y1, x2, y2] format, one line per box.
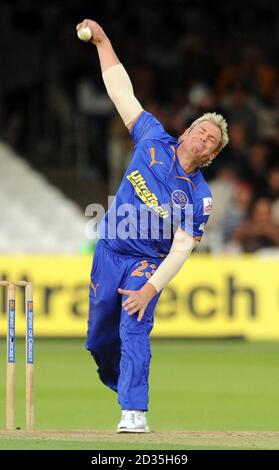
[190, 112, 229, 152]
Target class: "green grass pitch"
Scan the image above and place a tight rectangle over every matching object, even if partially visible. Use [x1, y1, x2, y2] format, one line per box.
[0, 339, 279, 449]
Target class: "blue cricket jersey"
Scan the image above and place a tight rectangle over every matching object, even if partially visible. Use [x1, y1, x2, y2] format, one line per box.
[99, 111, 212, 258]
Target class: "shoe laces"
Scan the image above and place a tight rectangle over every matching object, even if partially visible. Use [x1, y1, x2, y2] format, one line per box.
[122, 410, 145, 424]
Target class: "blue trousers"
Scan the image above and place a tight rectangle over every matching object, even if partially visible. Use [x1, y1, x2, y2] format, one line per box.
[86, 239, 162, 411]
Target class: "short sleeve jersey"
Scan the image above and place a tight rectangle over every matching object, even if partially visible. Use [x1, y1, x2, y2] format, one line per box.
[99, 112, 213, 258]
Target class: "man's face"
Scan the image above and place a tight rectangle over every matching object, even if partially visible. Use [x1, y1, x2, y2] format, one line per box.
[180, 121, 222, 165]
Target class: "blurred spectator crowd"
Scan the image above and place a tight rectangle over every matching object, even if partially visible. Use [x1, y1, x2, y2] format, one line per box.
[0, 0, 278, 253]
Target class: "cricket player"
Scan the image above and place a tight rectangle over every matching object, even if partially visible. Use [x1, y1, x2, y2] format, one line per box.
[76, 19, 229, 433]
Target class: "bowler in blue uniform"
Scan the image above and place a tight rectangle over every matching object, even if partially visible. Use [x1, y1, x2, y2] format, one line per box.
[76, 18, 229, 433]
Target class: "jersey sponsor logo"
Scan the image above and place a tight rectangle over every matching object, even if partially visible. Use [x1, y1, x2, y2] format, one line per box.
[171, 190, 188, 209]
[127, 170, 169, 219]
[199, 222, 206, 232]
[203, 197, 212, 215]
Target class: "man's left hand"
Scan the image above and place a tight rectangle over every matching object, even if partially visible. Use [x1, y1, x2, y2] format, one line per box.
[118, 288, 150, 321]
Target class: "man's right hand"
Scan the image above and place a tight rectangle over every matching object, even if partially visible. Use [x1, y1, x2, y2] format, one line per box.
[76, 19, 107, 46]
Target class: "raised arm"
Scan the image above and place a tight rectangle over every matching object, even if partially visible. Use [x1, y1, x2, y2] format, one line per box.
[76, 19, 143, 129]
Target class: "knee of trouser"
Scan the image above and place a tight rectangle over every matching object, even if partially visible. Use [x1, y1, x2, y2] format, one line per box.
[87, 335, 115, 358]
[120, 330, 151, 356]
[87, 338, 102, 357]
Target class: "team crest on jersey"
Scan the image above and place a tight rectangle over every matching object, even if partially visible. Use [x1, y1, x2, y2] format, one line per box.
[203, 197, 212, 215]
[171, 190, 188, 209]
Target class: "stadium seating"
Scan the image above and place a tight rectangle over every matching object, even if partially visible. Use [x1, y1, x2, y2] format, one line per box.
[0, 142, 86, 253]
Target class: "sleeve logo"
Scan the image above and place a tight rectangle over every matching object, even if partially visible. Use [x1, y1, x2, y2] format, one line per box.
[203, 197, 213, 215]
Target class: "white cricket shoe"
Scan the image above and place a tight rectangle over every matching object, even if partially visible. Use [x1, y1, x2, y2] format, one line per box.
[117, 410, 150, 433]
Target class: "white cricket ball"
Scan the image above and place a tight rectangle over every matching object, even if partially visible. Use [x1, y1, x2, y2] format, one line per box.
[77, 26, 93, 42]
